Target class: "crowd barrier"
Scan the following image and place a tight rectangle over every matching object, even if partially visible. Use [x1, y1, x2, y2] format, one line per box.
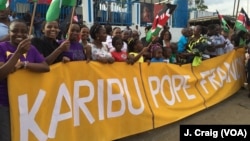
[8, 48, 245, 141]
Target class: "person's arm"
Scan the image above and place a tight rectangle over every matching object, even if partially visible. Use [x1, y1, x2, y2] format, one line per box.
[178, 52, 194, 58]
[15, 61, 50, 72]
[85, 44, 92, 63]
[61, 50, 72, 63]
[16, 46, 50, 72]
[96, 54, 115, 64]
[45, 40, 70, 65]
[0, 51, 22, 80]
[131, 47, 149, 64]
[0, 38, 31, 80]
[214, 39, 227, 49]
[129, 40, 155, 64]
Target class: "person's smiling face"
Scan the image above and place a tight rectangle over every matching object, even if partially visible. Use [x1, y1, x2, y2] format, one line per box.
[9, 21, 28, 46]
[43, 21, 60, 39]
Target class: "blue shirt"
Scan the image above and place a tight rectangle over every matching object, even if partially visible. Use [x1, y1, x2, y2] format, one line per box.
[177, 35, 188, 53]
[151, 57, 164, 62]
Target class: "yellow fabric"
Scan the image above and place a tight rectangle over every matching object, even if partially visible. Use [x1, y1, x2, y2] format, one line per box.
[129, 52, 144, 62]
[8, 48, 245, 141]
[192, 48, 246, 107]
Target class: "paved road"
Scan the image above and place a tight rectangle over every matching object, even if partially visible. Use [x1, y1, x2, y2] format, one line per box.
[116, 88, 250, 141]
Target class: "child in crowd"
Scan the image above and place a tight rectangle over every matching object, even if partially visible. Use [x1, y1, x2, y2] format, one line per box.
[150, 43, 164, 62]
[105, 27, 128, 53]
[162, 47, 172, 63]
[0, 19, 49, 141]
[80, 24, 90, 54]
[169, 42, 178, 64]
[111, 36, 128, 62]
[127, 38, 149, 63]
[60, 22, 86, 62]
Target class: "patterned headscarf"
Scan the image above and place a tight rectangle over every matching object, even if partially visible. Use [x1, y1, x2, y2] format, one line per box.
[151, 43, 162, 53]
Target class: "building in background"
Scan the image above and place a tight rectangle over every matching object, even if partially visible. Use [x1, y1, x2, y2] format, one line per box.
[8, 0, 196, 41]
[10, 0, 224, 27]
[172, 0, 188, 28]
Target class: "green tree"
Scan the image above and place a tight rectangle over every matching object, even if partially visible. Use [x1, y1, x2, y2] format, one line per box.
[195, 0, 208, 11]
[189, 0, 208, 11]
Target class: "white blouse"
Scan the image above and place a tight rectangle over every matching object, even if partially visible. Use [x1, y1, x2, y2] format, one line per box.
[89, 43, 112, 60]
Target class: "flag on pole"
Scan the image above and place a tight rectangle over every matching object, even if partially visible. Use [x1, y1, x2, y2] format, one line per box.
[0, 0, 7, 10]
[46, 0, 62, 22]
[146, 3, 177, 43]
[235, 8, 250, 32]
[46, 0, 76, 22]
[216, 10, 229, 32]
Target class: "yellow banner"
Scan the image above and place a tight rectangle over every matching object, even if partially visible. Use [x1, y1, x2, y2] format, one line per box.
[8, 48, 245, 141]
[192, 49, 245, 107]
[140, 63, 206, 128]
[8, 62, 153, 141]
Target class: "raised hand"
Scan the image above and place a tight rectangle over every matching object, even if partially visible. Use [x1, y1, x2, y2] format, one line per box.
[107, 57, 115, 64]
[62, 56, 71, 63]
[16, 38, 31, 54]
[141, 46, 149, 53]
[59, 40, 70, 51]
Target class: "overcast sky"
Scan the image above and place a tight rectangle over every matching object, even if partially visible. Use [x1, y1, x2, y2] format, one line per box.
[204, 0, 249, 15]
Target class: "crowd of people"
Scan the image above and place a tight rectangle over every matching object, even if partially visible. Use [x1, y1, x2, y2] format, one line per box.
[0, 6, 250, 141]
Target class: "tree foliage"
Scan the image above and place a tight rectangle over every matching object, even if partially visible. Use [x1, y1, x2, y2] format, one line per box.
[189, 0, 208, 11]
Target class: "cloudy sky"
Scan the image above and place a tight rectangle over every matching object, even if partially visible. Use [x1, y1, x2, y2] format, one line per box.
[204, 0, 249, 15]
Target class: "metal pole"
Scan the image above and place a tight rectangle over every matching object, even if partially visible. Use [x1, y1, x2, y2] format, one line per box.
[247, 0, 249, 15]
[233, 0, 236, 17]
[235, 0, 240, 18]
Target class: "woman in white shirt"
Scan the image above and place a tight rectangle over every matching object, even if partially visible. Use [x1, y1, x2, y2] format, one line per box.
[86, 23, 114, 63]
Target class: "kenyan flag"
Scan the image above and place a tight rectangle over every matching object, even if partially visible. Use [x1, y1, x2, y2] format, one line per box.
[216, 10, 229, 32]
[146, 3, 177, 43]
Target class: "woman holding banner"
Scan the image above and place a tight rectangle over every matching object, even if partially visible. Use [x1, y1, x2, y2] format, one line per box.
[0, 19, 49, 141]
